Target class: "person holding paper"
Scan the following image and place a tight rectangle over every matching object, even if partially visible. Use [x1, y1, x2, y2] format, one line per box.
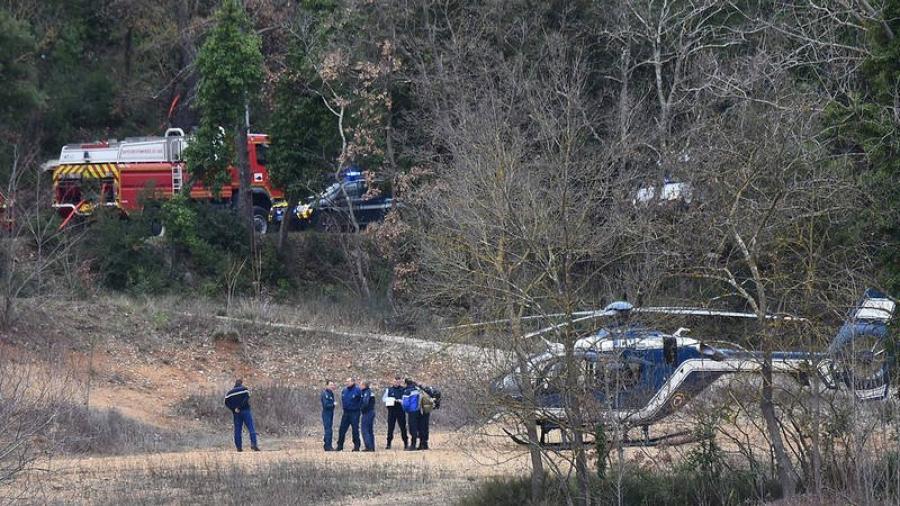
[382, 376, 408, 449]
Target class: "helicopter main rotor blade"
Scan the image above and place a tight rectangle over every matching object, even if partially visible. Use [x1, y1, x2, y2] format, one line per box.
[523, 312, 615, 339]
[442, 310, 606, 330]
[444, 304, 807, 332]
[633, 307, 808, 321]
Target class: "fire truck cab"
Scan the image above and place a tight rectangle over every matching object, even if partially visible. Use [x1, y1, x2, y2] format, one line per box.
[46, 128, 284, 233]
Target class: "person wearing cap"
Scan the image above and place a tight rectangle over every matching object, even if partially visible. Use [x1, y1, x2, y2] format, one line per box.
[224, 379, 259, 452]
[382, 376, 408, 449]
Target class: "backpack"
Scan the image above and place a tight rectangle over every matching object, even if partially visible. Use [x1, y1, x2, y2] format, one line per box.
[402, 390, 420, 413]
[422, 386, 442, 410]
[419, 389, 435, 414]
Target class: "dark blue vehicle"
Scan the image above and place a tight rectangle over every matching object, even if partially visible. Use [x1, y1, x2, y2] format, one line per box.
[490, 290, 895, 447]
[269, 169, 394, 232]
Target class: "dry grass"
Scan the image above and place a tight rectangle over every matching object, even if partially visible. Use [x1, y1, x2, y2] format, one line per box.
[50, 458, 449, 506]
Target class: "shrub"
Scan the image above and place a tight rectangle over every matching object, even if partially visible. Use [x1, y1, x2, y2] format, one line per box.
[82, 209, 170, 292]
[456, 462, 779, 506]
[176, 384, 316, 436]
[456, 475, 561, 506]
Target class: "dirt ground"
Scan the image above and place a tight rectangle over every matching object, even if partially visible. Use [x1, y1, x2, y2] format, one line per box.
[7, 431, 532, 505]
[0, 297, 534, 505]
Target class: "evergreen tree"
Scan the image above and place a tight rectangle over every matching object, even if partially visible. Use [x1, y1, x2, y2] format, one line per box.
[185, 0, 263, 232]
[827, 1, 900, 292]
[268, 0, 341, 246]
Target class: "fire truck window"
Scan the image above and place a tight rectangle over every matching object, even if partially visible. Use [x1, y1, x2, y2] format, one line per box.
[102, 180, 115, 203]
[255, 144, 269, 166]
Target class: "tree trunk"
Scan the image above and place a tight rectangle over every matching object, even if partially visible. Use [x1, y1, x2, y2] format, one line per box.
[506, 291, 544, 501]
[235, 124, 253, 249]
[277, 198, 290, 251]
[761, 355, 796, 497]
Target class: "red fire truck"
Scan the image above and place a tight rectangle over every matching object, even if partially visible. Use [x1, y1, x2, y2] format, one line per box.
[46, 128, 284, 233]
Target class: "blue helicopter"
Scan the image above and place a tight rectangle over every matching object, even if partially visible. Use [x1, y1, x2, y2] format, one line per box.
[485, 289, 895, 447]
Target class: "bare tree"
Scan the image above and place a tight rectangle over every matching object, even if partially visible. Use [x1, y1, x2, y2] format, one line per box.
[0, 145, 84, 328]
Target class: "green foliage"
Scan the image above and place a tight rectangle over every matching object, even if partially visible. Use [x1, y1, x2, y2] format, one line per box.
[824, 2, 900, 292]
[182, 123, 233, 195]
[195, 0, 263, 127]
[35, 1, 120, 152]
[457, 462, 777, 506]
[0, 9, 43, 127]
[83, 197, 247, 293]
[268, 1, 342, 203]
[84, 210, 170, 293]
[455, 475, 549, 506]
[268, 74, 339, 202]
[185, 0, 264, 188]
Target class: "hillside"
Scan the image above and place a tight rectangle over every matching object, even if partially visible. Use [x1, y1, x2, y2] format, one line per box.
[1, 295, 528, 504]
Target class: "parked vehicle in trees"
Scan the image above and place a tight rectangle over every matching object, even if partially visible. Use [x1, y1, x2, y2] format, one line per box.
[270, 169, 394, 232]
[45, 128, 285, 233]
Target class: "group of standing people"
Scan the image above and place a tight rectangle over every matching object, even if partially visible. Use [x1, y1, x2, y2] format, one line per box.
[224, 376, 438, 453]
[321, 376, 434, 452]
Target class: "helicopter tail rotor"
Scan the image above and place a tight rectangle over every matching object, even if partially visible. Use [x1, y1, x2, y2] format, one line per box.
[827, 289, 896, 400]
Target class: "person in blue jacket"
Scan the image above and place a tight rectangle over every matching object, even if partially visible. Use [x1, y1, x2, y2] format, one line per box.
[336, 377, 362, 451]
[402, 378, 420, 451]
[321, 380, 337, 451]
[224, 379, 259, 452]
[360, 380, 376, 451]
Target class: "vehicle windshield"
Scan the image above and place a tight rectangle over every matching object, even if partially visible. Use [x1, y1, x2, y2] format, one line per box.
[318, 182, 342, 204]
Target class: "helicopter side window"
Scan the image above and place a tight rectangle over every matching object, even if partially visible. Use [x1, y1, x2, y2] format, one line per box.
[581, 359, 597, 388]
[595, 352, 643, 393]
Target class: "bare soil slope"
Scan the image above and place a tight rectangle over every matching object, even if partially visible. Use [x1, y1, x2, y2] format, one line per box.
[1, 296, 523, 505]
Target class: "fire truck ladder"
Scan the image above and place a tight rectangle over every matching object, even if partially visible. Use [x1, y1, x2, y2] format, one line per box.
[172, 165, 183, 193]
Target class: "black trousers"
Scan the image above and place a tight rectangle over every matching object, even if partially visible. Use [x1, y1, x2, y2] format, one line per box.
[408, 411, 430, 447]
[386, 407, 408, 445]
[418, 412, 430, 447]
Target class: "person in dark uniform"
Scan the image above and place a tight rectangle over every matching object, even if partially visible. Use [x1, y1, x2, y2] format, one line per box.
[336, 377, 362, 451]
[402, 378, 420, 451]
[382, 376, 408, 449]
[360, 380, 376, 452]
[417, 388, 431, 451]
[321, 380, 337, 451]
[224, 379, 259, 452]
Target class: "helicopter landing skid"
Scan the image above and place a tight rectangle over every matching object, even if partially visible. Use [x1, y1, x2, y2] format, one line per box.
[504, 428, 703, 449]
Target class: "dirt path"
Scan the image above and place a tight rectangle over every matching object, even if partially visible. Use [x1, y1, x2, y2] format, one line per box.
[208, 314, 491, 361]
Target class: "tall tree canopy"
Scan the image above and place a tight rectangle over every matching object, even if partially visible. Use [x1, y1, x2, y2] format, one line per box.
[185, 0, 264, 229]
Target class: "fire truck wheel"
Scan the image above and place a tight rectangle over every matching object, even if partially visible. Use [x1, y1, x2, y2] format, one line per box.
[150, 222, 166, 237]
[252, 206, 268, 235]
